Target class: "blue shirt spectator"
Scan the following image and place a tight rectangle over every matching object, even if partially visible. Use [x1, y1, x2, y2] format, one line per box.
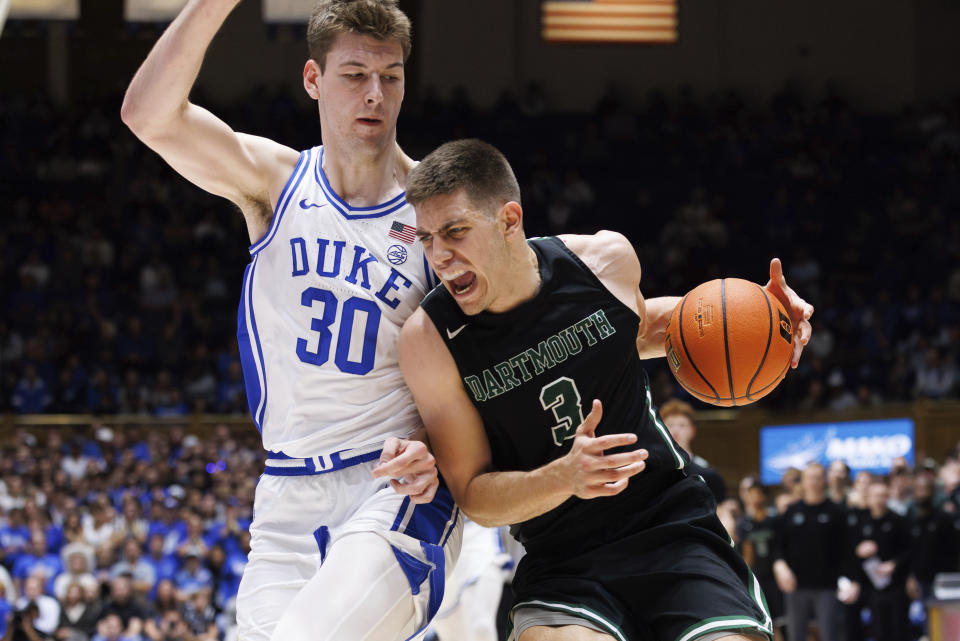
[174, 555, 213, 598]
[11, 364, 52, 414]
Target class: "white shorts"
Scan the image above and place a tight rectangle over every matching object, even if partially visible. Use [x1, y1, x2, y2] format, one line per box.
[236, 447, 462, 641]
[430, 520, 513, 641]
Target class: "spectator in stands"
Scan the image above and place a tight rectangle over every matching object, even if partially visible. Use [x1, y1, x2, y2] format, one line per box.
[827, 459, 851, 505]
[90, 613, 133, 641]
[852, 478, 912, 641]
[736, 482, 785, 640]
[110, 538, 156, 597]
[887, 461, 914, 516]
[779, 466, 803, 503]
[772, 462, 851, 641]
[52, 546, 97, 601]
[173, 555, 211, 602]
[81, 503, 115, 553]
[12, 532, 61, 595]
[14, 577, 59, 637]
[10, 364, 52, 415]
[659, 399, 726, 502]
[907, 472, 959, 604]
[142, 536, 178, 599]
[100, 575, 151, 635]
[5, 600, 52, 641]
[55, 581, 102, 641]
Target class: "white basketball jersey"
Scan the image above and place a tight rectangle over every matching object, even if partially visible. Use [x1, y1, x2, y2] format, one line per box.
[237, 146, 438, 456]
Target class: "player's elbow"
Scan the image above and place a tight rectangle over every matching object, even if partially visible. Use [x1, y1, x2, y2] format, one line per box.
[120, 91, 179, 142]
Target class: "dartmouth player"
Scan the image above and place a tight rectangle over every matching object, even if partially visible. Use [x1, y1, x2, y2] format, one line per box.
[121, 2, 461, 640]
[400, 139, 814, 641]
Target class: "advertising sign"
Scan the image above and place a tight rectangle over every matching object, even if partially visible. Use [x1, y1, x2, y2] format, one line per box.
[759, 418, 914, 485]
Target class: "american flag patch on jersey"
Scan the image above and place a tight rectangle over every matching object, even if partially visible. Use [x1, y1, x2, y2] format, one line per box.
[389, 221, 416, 244]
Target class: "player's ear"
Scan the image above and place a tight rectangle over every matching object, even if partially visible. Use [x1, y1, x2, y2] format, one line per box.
[499, 201, 524, 238]
[303, 59, 322, 99]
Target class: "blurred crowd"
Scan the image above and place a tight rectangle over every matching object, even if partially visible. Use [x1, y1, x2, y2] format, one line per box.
[1, 83, 959, 414]
[0, 425, 260, 641]
[719, 450, 960, 641]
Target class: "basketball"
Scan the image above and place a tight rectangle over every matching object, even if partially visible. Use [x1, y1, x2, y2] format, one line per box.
[664, 278, 793, 407]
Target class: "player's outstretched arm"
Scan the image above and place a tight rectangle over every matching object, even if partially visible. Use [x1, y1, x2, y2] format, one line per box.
[398, 309, 648, 527]
[120, 0, 297, 240]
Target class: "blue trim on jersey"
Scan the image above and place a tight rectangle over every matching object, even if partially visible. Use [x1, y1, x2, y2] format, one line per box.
[249, 149, 311, 256]
[422, 254, 438, 289]
[390, 497, 412, 532]
[391, 546, 431, 595]
[246, 256, 268, 429]
[315, 147, 408, 220]
[266, 451, 294, 460]
[393, 483, 457, 546]
[236, 263, 263, 433]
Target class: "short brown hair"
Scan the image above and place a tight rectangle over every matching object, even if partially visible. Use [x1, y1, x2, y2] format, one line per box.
[658, 399, 695, 422]
[307, 0, 412, 72]
[406, 139, 522, 214]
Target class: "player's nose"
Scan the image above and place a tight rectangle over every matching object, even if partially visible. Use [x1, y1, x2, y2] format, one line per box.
[364, 75, 384, 105]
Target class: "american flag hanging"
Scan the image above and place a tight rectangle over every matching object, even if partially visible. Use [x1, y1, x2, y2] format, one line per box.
[542, 0, 678, 44]
[388, 220, 417, 244]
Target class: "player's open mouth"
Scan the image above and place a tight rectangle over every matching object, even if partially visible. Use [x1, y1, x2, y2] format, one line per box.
[357, 118, 381, 125]
[443, 270, 477, 296]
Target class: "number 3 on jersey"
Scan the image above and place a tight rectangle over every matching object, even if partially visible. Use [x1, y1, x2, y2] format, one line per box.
[296, 287, 381, 375]
[540, 377, 585, 446]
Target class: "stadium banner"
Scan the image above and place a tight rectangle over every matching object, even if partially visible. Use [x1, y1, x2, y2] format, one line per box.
[10, 0, 78, 19]
[124, 0, 187, 22]
[759, 418, 915, 485]
[541, 0, 677, 44]
[263, 0, 314, 23]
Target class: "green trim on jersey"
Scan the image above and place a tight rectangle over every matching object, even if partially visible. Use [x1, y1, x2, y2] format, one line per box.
[646, 384, 687, 469]
[675, 615, 772, 641]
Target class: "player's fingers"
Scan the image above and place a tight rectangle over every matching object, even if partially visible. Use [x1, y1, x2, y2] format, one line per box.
[373, 449, 435, 478]
[769, 257, 785, 288]
[575, 399, 602, 438]
[584, 432, 638, 452]
[599, 450, 648, 469]
[586, 477, 631, 498]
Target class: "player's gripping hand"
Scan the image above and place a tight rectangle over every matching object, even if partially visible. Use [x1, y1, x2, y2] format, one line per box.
[560, 400, 648, 499]
[372, 437, 439, 504]
[764, 257, 814, 369]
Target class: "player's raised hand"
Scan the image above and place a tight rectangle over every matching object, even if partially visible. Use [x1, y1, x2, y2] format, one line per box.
[563, 400, 648, 499]
[372, 437, 438, 504]
[764, 258, 814, 369]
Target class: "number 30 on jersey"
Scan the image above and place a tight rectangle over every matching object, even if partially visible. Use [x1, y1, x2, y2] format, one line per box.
[296, 287, 380, 375]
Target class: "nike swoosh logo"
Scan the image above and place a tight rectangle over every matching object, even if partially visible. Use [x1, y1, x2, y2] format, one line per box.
[299, 199, 328, 210]
[446, 324, 467, 339]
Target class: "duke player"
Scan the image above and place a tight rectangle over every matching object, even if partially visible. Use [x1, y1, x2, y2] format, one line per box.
[122, 2, 462, 640]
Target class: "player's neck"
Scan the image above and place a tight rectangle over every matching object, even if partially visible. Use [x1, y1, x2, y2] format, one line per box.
[488, 243, 542, 314]
[321, 140, 411, 207]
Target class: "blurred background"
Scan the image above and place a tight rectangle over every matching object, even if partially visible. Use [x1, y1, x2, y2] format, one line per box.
[1, 1, 959, 640]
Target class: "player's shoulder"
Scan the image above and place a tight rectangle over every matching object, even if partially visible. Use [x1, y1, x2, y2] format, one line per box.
[556, 230, 640, 281]
[400, 306, 440, 346]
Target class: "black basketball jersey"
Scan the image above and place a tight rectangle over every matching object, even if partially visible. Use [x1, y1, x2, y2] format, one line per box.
[421, 236, 691, 552]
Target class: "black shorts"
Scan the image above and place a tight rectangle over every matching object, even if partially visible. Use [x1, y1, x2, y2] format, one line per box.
[510, 474, 773, 641]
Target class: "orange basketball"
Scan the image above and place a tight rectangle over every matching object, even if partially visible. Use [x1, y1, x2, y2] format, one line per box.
[663, 278, 793, 407]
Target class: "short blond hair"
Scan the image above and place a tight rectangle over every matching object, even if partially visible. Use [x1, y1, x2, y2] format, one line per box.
[659, 399, 695, 422]
[307, 0, 412, 72]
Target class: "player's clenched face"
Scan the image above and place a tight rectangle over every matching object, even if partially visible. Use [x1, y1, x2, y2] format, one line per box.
[415, 190, 515, 316]
[305, 32, 405, 152]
